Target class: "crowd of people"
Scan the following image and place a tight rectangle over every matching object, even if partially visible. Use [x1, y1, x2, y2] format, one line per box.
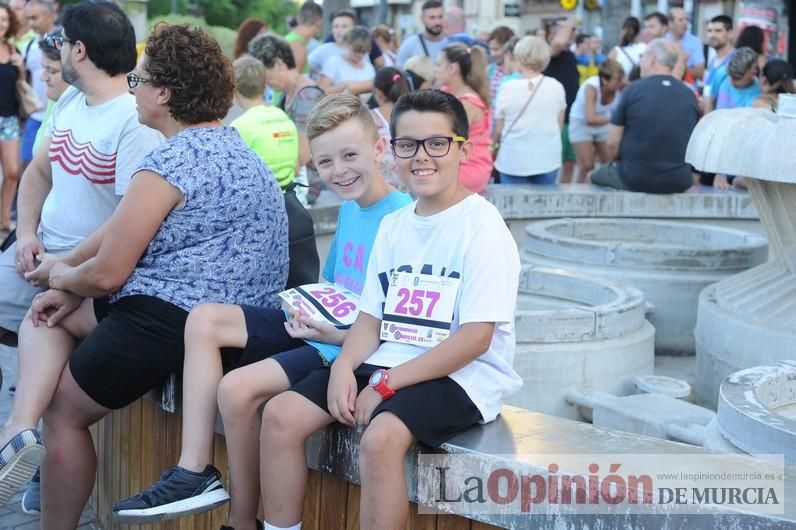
[0, 1, 791, 529]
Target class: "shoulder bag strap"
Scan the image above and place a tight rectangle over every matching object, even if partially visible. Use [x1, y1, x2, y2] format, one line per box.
[418, 34, 430, 57]
[503, 77, 544, 138]
[618, 45, 637, 66]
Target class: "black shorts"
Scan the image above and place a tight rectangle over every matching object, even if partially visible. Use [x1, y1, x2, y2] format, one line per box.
[290, 364, 483, 448]
[70, 295, 188, 410]
[238, 305, 326, 385]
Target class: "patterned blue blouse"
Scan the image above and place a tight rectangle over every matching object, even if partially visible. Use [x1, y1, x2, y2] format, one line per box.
[113, 126, 289, 311]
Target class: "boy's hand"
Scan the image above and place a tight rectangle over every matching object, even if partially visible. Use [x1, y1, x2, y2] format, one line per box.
[355, 387, 382, 427]
[284, 313, 345, 345]
[327, 362, 357, 426]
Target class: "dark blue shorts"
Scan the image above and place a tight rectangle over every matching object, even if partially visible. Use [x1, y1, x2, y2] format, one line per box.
[238, 305, 326, 385]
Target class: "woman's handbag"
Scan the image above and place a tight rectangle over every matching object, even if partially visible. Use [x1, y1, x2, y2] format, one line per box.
[16, 78, 41, 120]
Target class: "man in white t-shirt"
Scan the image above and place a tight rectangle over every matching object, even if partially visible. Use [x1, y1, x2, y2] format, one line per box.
[396, 0, 448, 67]
[0, 1, 163, 337]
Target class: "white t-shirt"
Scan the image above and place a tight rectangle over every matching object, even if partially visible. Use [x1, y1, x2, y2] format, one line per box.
[569, 76, 622, 123]
[40, 86, 164, 250]
[320, 54, 376, 86]
[23, 38, 47, 121]
[495, 75, 566, 176]
[358, 194, 523, 423]
[307, 42, 345, 80]
[613, 42, 646, 78]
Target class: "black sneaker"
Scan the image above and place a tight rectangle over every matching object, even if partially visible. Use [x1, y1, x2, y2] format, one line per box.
[113, 465, 229, 523]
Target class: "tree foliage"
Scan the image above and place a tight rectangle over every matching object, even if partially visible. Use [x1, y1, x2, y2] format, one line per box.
[147, 0, 297, 33]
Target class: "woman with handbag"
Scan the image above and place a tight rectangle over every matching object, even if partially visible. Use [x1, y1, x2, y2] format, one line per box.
[0, 5, 25, 235]
[493, 36, 566, 184]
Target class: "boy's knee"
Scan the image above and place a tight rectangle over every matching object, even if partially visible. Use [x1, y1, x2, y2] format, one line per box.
[185, 303, 225, 340]
[260, 395, 298, 439]
[359, 415, 410, 467]
[217, 371, 253, 412]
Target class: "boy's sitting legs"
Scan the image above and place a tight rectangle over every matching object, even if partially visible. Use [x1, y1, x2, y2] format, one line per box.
[217, 358, 291, 530]
[114, 303, 311, 524]
[359, 412, 415, 529]
[260, 390, 336, 528]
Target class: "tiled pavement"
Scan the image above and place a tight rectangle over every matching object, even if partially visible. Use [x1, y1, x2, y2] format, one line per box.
[0, 344, 102, 529]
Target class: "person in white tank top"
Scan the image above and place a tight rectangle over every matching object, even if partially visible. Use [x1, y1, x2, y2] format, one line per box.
[608, 16, 646, 79]
[568, 59, 625, 182]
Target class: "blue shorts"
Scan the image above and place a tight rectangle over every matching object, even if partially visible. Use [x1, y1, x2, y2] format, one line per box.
[20, 118, 42, 162]
[499, 169, 558, 185]
[238, 305, 326, 385]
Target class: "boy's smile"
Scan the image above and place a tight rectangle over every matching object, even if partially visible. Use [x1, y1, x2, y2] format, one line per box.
[393, 111, 471, 202]
[310, 118, 387, 207]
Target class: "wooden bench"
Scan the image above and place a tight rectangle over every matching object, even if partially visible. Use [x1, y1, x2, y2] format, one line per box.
[90, 394, 796, 530]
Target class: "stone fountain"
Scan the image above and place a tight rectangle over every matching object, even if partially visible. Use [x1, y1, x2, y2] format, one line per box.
[686, 96, 796, 408]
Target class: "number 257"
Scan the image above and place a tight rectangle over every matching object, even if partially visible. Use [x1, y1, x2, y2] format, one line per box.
[395, 288, 439, 317]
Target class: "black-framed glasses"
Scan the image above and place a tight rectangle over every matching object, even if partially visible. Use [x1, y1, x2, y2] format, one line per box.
[126, 72, 151, 89]
[45, 33, 72, 50]
[390, 136, 467, 159]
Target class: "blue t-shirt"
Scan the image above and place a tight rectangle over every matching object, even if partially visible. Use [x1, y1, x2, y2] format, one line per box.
[309, 191, 412, 362]
[706, 52, 734, 99]
[114, 126, 289, 311]
[716, 77, 761, 109]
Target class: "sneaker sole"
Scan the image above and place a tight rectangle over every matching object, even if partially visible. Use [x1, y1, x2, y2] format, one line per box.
[20, 497, 40, 515]
[112, 487, 230, 523]
[0, 444, 45, 506]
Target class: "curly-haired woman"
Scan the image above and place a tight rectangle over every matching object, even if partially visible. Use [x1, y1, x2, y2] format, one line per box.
[0, 22, 289, 528]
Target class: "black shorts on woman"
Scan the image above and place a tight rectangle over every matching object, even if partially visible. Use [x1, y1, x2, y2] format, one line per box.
[69, 296, 326, 409]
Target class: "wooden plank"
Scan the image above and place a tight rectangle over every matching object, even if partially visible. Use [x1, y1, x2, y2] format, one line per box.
[111, 407, 129, 503]
[436, 513, 472, 530]
[301, 468, 322, 530]
[345, 483, 360, 530]
[319, 472, 348, 529]
[209, 431, 230, 529]
[162, 407, 181, 530]
[407, 502, 437, 530]
[127, 399, 143, 530]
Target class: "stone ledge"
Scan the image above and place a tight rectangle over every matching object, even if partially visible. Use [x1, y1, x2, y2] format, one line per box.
[308, 184, 758, 236]
[146, 387, 796, 529]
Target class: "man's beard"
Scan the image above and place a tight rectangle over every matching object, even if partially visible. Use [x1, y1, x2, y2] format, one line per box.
[61, 61, 79, 86]
[425, 24, 443, 36]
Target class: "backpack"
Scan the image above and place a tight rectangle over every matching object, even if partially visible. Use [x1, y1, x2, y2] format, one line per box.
[284, 183, 320, 288]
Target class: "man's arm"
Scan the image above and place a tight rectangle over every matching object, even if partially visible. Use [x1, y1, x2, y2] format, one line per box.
[16, 138, 52, 241]
[290, 40, 307, 74]
[549, 19, 576, 57]
[15, 138, 53, 273]
[606, 124, 624, 161]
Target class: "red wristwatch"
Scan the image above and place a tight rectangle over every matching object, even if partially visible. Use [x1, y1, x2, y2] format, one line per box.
[368, 369, 395, 400]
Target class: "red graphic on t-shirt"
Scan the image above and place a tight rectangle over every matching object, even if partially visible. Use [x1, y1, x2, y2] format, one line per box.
[49, 129, 117, 184]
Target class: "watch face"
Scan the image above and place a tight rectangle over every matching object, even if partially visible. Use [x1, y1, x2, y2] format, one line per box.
[369, 370, 385, 386]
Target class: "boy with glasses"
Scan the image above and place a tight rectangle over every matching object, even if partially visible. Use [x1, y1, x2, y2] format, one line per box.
[258, 89, 522, 530]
